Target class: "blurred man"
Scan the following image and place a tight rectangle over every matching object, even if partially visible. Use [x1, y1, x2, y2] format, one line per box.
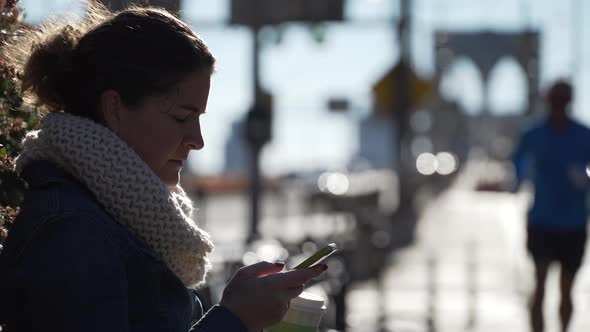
[512, 81, 590, 332]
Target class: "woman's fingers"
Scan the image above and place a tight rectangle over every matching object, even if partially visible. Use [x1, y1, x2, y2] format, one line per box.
[235, 261, 285, 279]
[220, 262, 328, 331]
[264, 264, 327, 288]
[283, 285, 305, 300]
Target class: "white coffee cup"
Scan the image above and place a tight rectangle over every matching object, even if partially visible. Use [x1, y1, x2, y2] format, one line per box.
[266, 292, 326, 332]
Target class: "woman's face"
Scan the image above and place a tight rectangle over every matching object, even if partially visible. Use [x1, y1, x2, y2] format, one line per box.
[112, 71, 211, 186]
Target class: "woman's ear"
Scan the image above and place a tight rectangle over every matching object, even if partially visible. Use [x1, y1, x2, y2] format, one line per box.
[99, 89, 123, 133]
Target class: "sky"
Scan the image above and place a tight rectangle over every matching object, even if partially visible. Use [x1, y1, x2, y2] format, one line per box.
[18, 0, 590, 175]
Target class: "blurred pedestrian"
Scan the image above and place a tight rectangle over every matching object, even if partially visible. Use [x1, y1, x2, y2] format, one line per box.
[512, 80, 590, 332]
[0, 4, 326, 332]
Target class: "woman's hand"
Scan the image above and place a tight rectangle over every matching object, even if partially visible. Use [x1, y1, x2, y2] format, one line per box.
[219, 261, 327, 332]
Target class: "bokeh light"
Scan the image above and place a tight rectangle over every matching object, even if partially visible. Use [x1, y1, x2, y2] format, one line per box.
[436, 152, 457, 175]
[416, 153, 438, 175]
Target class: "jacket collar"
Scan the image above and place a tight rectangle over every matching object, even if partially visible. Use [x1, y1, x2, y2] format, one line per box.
[20, 160, 81, 189]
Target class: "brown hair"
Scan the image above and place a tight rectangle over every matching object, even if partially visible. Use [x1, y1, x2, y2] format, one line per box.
[4, 3, 215, 121]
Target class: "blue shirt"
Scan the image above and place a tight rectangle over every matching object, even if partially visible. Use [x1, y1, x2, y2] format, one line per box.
[513, 118, 590, 231]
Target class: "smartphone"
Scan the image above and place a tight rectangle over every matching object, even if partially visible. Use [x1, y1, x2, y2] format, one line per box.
[293, 243, 338, 269]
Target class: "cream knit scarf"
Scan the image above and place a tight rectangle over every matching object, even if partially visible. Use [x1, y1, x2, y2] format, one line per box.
[15, 112, 214, 287]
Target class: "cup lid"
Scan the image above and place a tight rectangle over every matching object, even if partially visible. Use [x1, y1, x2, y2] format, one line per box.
[291, 292, 325, 311]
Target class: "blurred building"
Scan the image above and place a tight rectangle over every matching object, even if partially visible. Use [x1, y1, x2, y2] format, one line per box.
[435, 31, 540, 115]
[357, 113, 396, 169]
[435, 30, 541, 160]
[223, 119, 249, 175]
[433, 100, 469, 156]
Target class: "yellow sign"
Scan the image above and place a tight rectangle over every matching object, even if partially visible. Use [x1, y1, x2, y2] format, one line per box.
[372, 62, 434, 115]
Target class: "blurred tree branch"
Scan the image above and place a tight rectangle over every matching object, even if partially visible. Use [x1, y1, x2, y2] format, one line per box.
[0, 0, 39, 245]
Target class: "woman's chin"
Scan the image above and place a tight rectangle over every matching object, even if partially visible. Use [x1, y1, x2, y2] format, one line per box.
[159, 171, 180, 187]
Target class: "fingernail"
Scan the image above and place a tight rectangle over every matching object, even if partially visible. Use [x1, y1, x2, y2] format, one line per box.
[274, 262, 285, 268]
[316, 264, 328, 271]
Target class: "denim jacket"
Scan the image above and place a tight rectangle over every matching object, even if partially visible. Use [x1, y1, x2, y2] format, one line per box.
[0, 160, 248, 332]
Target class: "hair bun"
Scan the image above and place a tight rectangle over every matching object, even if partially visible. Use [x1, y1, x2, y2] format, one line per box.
[17, 24, 83, 113]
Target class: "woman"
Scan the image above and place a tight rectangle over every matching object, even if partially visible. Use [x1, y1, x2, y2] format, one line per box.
[0, 4, 326, 332]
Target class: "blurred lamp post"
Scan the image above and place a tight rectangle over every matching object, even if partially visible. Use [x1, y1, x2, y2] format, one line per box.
[391, 0, 414, 224]
[230, 0, 344, 242]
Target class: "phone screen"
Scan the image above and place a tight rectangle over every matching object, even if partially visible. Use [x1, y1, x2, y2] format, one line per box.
[293, 243, 338, 269]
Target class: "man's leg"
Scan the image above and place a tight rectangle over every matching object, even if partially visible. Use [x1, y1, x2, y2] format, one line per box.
[559, 267, 575, 332]
[558, 227, 586, 332]
[530, 260, 550, 332]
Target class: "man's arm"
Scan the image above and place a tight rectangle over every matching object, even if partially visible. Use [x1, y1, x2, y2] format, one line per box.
[511, 131, 531, 192]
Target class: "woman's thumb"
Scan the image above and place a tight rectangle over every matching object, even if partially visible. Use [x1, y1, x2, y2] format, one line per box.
[238, 261, 285, 278]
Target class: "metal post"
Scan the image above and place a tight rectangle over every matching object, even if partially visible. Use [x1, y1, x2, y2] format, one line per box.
[395, 0, 411, 159]
[426, 252, 437, 332]
[392, 0, 413, 222]
[248, 24, 263, 242]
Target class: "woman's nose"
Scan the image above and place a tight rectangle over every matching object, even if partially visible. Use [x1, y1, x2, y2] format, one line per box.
[185, 124, 204, 150]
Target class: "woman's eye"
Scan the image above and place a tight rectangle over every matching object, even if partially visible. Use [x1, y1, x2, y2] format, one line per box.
[172, 113, 193, 123]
